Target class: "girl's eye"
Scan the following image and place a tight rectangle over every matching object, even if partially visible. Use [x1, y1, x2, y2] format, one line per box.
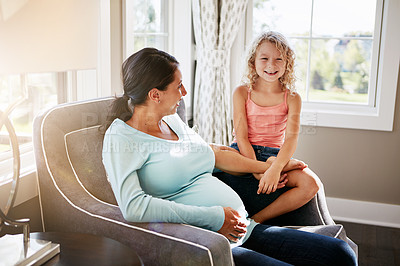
[178, 84, 182, 89]
[277, 58, 282, 61]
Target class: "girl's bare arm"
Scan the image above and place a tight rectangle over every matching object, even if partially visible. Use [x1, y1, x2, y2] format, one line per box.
[232, 86, 256, 160]
[269, 92, 302, 171]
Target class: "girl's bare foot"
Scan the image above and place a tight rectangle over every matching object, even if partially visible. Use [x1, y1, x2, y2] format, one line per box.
[266, 156, 307, 172]
[284, 158, 307, 172]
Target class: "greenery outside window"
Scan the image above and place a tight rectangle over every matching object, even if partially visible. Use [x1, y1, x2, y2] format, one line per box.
[124, 0, 170, 59]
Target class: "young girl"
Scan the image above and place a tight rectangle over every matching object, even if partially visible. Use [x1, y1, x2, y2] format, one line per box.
[228, 31, 320, 223]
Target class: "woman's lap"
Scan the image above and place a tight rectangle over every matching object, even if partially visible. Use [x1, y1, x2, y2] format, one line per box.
[232, 246, 292, 266]
[233, 224, 357, 266]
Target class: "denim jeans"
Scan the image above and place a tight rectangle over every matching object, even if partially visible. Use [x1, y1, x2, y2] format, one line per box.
[232, 224, 357, 265]
[230, 142, 281, 161]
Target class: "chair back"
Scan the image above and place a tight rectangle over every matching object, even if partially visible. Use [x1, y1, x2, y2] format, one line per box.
[34, 98, 118, 210]
[33, 97, 188, 208]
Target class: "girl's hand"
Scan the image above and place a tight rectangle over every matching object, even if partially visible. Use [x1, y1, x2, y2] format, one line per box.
[218, 207, 247, 242]
[254, 172, 288, 188]
[258, 168, 282, 194]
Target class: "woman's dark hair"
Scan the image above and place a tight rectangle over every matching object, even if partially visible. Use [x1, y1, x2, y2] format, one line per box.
[103, 48, 179, 131]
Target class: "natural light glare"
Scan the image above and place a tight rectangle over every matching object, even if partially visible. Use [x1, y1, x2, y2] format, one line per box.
[253, 0, 312, 37]
[313, 0, 376, 37]
[253, 0, 376, 38]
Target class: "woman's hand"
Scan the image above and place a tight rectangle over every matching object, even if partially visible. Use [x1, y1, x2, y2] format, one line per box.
[210, 143, 240, 153]
[217, 207, 247, 242]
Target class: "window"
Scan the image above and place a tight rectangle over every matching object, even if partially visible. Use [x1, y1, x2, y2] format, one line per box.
[0, 73, 58, 183]
[0, 0, 104, 205]
[250, 0, 399, 131]
[123, 0, 194, 118]
[124, 0, 170, 58]
[0, 70, 97, 183]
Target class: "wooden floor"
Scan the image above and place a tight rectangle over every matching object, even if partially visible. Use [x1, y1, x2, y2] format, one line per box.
[336, 220, 400, 266]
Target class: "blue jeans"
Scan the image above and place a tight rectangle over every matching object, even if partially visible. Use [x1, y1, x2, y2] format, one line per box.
[214, 143, 290, 217]
[230, 143, 281, 162]
[232, 224, 357, 265]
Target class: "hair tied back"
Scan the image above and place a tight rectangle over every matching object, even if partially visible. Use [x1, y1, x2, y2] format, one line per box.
[123, 94, 130, 101]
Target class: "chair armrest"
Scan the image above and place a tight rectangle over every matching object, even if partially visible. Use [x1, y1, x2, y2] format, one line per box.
[78, 202, 233, 265]
[266, 187, 335, 226]
[38, 177, 232, 266]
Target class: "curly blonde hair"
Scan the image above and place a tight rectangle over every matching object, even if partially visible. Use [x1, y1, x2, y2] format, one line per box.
[242, 31, 296, 94]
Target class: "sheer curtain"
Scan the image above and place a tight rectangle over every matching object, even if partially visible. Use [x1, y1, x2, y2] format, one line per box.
[192, 0, 248, 145]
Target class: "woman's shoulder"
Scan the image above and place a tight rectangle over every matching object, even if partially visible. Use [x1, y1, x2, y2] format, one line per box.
[104, 119, 141, 142]
[105, 118, 125, 134]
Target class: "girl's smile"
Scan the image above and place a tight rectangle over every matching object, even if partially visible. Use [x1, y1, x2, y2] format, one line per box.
[265, 70, 279, 75]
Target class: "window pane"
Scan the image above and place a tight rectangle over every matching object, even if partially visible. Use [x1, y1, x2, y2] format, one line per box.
[253, 0, 312, 38]
[0, 137, 10, 153]
[290, 38, 309, 99]
[0, 73, 58, 144]
[131, 0, 168, 52]
[134, 35, 167, 51]
[0, 73, 58, 182]
[313, 0, 377, 38]
[309, 39, 370, 103]
[133, 0, 166, 33]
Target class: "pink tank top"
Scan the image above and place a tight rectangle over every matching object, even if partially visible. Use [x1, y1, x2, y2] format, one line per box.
[234, 88, 288, 148]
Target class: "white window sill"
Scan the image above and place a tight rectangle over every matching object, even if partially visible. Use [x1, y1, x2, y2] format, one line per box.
[300, 99, 396, 131]
[0, 168, 38, 208]
[0, 144, 38, 208]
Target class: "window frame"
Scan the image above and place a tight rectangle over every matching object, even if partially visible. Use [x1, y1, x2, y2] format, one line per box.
[246, 0, 399, 131]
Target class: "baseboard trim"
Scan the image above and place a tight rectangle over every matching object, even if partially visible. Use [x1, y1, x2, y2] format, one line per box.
[326, 197, 400, 229]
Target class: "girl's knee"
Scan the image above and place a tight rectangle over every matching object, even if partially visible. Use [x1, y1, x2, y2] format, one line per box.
[296, 171, 319, 199]
[306, 175, 319, 197]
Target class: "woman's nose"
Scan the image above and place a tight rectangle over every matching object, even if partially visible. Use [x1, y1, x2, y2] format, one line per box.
[180, 85, 187, 96]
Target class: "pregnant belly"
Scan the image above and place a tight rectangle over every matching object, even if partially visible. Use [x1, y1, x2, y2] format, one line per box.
[167, 174, 248, 219]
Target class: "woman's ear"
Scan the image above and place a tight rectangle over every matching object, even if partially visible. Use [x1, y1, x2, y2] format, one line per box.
[148, 88, 160, 103]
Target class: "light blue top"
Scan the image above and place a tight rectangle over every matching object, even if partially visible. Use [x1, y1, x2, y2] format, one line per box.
[102, 114, 257, 246]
